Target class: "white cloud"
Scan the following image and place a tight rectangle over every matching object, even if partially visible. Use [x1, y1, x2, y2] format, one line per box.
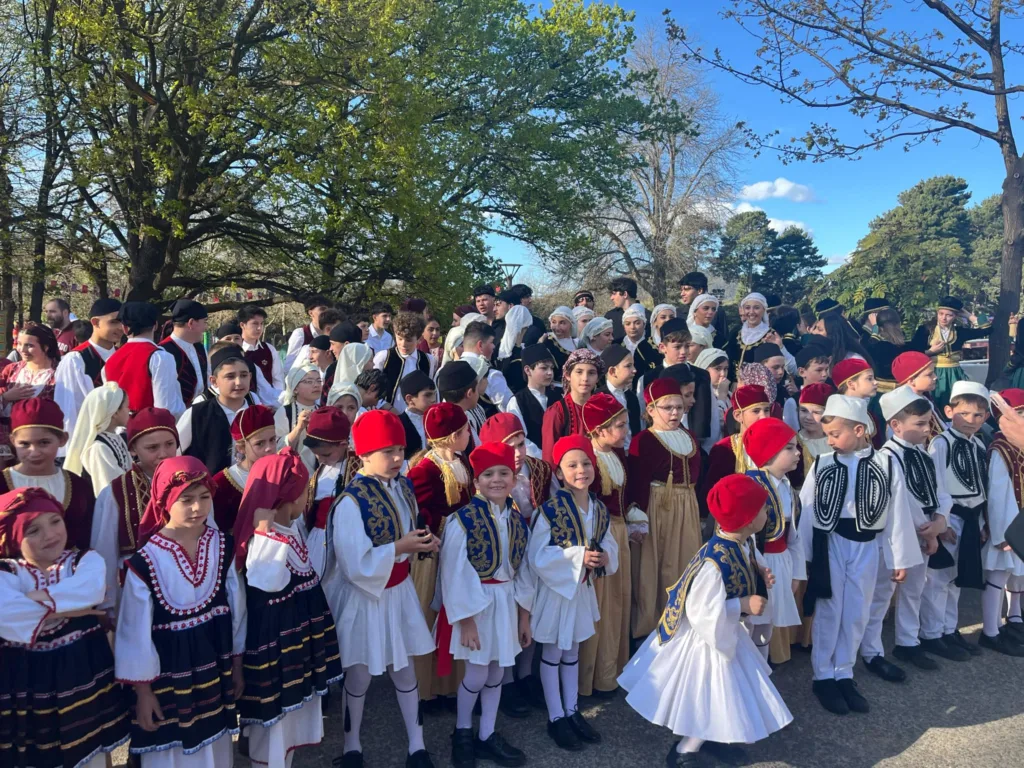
[729, 202, 810, 235]
[739, 177, 817, 203]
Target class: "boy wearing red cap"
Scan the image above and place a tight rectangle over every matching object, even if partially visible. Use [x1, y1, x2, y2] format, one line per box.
[832, 357, 885, 449]
[529, 435, 618, 751]
[0, 487, 130, 768]
[892, 350, 946, 439]
[330, 409, 439, 768]
[991, 390, 1024, 643]
[700, 385, 772, 499]
[299, 406, 351, 579]
[210, 404, 278, 532]
[438, 441, 531, 768]
[619, 474, 792, 768]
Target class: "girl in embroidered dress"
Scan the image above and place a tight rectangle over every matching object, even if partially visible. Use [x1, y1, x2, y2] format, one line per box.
[233, 449, 343, 768]
[619, 474, 792, 768]
[629, 379, 702, 639]
[529, 435, 618, 752]
[0, 487, 130, 768]
[438, 441, 532, 768]
[64, 381, 132, 496]
[330, 409, 438, 768]
[211, 406, 278, 532]
[115, 456, 246, 768]
[0, 325, 59, 462]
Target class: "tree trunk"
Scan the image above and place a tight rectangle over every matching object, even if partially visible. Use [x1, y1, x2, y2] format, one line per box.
[126, 234, 168, 303]
[989, 160, 1024, 384]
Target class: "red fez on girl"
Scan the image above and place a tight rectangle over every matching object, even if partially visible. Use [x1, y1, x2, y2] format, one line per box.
[582, 392, 625, 434]
[10, 397, 65, 435]
[230, 405, 276, 442]
[424, 402, 469, 442]
[306, 406, 351, 443]
[0, 487, 64, 557]
[644, 377, 681, 406]
[798, 382, 834, 407]
[127, 406, 179, 447]
[999, 388, 1024, 410]
[731, 385, 770, 413]
[831, 358, 871, 389]
[891, 351, 933, 386]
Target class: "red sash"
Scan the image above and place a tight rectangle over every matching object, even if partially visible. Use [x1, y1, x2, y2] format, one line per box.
[312, 497, 334, 530]
[386, 560, 411, 589]
[764, 538, 788, 555]
[435, 578, 506, 677]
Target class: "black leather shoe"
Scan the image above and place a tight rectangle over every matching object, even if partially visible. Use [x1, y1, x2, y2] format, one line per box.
[474, 732, 526, 767]
[498, 683, 531, 719]
[521, 676, 546, 710]
[919, 636, 970, 661]
[567, 711, 601, 743]
[1003, 621, 1024, 643]
[332, 752, 363, 768]
[979, 630, 1024, 657]
[666, 744, 702, 768]
[451, 728, 475, 768]
[406, 749, 436, 768]
[836, 679, 869, 713]
[863, 655, 907, 682]
[591, 686, 619, 700]
[812, 679, 848, 715]
[892, 644, 939, 670]
[546, 717, 583, 751]
[944, 630, 982, 656]
[700, 740, 747, 765]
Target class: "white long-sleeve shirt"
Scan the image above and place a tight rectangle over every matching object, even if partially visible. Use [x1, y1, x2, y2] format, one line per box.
[102, 338, 186, 419]
[242, 339, 285, 390]
[461, 351, 512, 412]
[284, 323, 320, 372]
[53, 341, 116, 438]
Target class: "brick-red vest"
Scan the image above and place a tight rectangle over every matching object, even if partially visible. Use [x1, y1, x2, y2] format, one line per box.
[104, 341, 160, 413]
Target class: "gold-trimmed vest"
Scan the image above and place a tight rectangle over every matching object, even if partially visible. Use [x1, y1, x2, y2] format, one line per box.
[454, 496, 528, 579]
[536, 489, 610, 549]
[342, 474, 417, 546]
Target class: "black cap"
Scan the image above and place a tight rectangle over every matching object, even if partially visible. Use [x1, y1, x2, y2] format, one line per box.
[763, 294, 781, 311]
[216, 321, 242, 338]
[573, 290, 594, 303]
[657, 363, 694, 386]
[815, 298, 841, 315]
[437, 360, 477, 391]
[89, 298, 122, 318]
[796, 340, 831, 367]
[118, 302, 160, 335]
[938, 296, 963, 312]
[310, 335, 332, 351]
[498, 287, 522, 306]
[863, 297, 889, 312]
[678, 271, 708, 290]
[522, 343, 556, 367]
[400, 370, 435, 397]
[330, 321, 362, 344]
[210, 343, 246, 372]
[752, 343, 783, 362]
[170, 299, 208, 323]
[472, 284, 496, 298]
[600, 344, 631, 368]
[658, 317, 689, 339]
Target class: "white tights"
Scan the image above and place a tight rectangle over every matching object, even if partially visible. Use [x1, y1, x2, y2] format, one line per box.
[457, 661, 504, 740]
[540, 642, 579, 722]
[676, 736, 705, 754]
[1007, 584, 1023, 623]
[983, 570, 1009, 638]
[343, 662, 424, 755]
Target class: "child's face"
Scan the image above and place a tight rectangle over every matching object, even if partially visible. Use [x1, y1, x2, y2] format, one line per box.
[738, 404, 771, 432]
[944, 401, 988, 437]
[766, 438, 801, 474]
[594, 413, 628, 449]
[310, 441, 348, 466]
[557, 450, 595, 491]
[936, 309, 956, 328]
[694, 302, 717, 326]
[891, 413, 931, 445]
[166, 482, 213, 531]
[452, 424, 471, 453]
[360, 384, 380, 407]
[909, 365, 937, 393]
[679, 383, 696, 413]
[309, 347, 333, 369]
[569, 363, 599, 400]
[607, 357, 635, 389]
[475, 336, 496, 360]
[684, 342, 704, 363]
[506, 434, 528, 472]
[708, 360, 729, 387]
[406, 388, 437, 414]
[372, 311, 392, 330]
[132, 430, 179, 475]
[622, 316, 645, 342]
[241, 316, 265, 340]
[763, 356, 786, 382]
[13, 428, 65, 472]
[476, 465, 515, 503]
[109, 396, 131, 430]
[648, 394, 685, 430]
[243, 428, 278, 464]
[360, 445, 405, 479]
[295, 372, 322, 404]
[396, 333, 419, 355]
[20, 512, 66, 565]
[423, 321, 442, 347]
[798, 361, 830, 385]
[798, 403, 825, 433]
[823, 418, 867, 453]
[746, 504, 768, 535]
[659, 340, 686, 366]
[844, 371, 878, 398]
[357, 321, 370, 341]
[212, 361, 251, 401]
[591, 328, 614, 351]
[338, 396, 359, 424]
[526, 361, 555, 389]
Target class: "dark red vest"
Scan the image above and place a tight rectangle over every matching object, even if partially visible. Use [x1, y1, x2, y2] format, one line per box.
[111, 465, 150, 555]
[72, 341, 106, 387]
[244, 341, 275, 385]
[159, 337, 208, 405]
[104, 342, 160, 414]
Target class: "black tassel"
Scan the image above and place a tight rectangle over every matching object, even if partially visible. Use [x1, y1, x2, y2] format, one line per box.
[417, 700, 424, 726]
[344, 704, 351, 733]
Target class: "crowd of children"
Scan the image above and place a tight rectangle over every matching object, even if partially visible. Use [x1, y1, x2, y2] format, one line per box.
[3, 286, 1024, 768]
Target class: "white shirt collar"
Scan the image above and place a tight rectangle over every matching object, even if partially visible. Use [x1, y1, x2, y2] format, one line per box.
[90, 340, 117, 360]
[127, 337, 157, 346]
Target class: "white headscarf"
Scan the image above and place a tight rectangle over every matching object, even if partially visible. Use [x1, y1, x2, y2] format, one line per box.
[695, 347, 729, 370]
[441, 326, 465, 367]
[326, 381, 361, 408]
[459, 312, 488, 328]
[499, 305, 533, 361]
[63, 381, 126, 476]
[280, 363, 319, 407]
[650, 303, 677, 345]
[686, 293, 719, 327]
[580, 317, 613, 350]
[548, 306, 577, 338]
[336, 343, 373, 387]
[572, 306, 595, 324]
[623, 303, 647, 323]
[740, 292, 770, 345]
[465, 354, 490, 383]
[688, 324, 714, 349]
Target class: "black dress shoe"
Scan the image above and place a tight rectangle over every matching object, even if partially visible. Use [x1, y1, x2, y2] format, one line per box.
[451, 728, 476, 768]
[474, 732, 526, 767]
[979, 630, 1024, 657]
[892, 644, 939, 670]
[700, 740, 748, 765]
[591, 686, 619, 700]
[332, 752, 363, 768]
[567, 711, 601, 743]
[498, 683, 531, 719]
[811, 679, 848, 715]
[944, 630, 982, 656]
[919, 636, 970, 662]
[836, 679, 869, 713]
[1003, 621, 1024, 643]
[406, 749, 436, 768]
[546, 717, 583, 751]
[521, 676, 546, 710]
[863, 655, 907, 682]
[666, 744, 703, 768]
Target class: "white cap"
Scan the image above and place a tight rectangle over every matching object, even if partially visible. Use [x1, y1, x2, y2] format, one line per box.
[880, 385, 927, 422]
[688, 324, 714, 348]
[623, 303, 646, 322]
[823, 394, 870, 427]
[951, 380, 990, 403]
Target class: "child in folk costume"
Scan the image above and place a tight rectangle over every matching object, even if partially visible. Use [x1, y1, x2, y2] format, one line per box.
[233, 450, 343, 767]
[597, 345, 641, 452]
[891, 351, 946, 440]
[0, 488, 130, 768]
[795, 384, 834, 477]
[740, 418, 806, 665]
[540, 349, 603, 465]
[437, 442, 532, 768]
[211, 405, 279, 532]
[693, 347, 730, 453]
[330, 409, 439, 768]
[407, 402, 474, 704]
[530, 435, 618, 751]
[831, 358, 885, 449]
[397, 370, 437, 457]
[579, 393, 638, 697]
[91, 407, 180, 616]
[701, 385, 772, 506]
[618, 474, 792, 768]
[437, 360, 485, 447]
[799, 395, 921, 716]
[990, 391, 1024, 646]
[628, 379, 702, 639]
[63, 380, 132, 496]
[920, 381, 991, 659]
[507, 344, 558, 449]
[275, 364, 321, 472]
[116, 456, 246, 767]
[298, 406, 351, 578]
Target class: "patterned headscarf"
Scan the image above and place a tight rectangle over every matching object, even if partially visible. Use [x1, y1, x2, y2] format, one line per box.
[562, 348, 605, 390]
[233, 448, 310, 568]
[739, 362, 777, 405]
[136, 456, 214, 545]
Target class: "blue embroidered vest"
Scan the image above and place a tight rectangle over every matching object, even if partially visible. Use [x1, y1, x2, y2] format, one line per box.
[744, 470, 785, 545]
[657, 535, 756, 644]
[455, 496, 528, 579]
[537, 489, 609, 549]
[342, 474, 417, 547]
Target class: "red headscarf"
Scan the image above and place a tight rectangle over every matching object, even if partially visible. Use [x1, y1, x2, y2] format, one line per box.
[0, 487, 64, 557]
[233, 449, 310, 567]
[136, 456, 215, 545]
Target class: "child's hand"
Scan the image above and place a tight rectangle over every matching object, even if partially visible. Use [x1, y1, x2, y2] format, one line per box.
[928, 340, 946, 354]
[628, 530, 645, 544]
[460, 617, 481, 651]
[939, 528, 957, 545]
[518, 611, 532, 648]
[583, 549, 605, 569]
[760, 566, 776, 589]
[996, 541, 1013, 552]
[232, 656, 245, 701]
[56, 607, 107, 619]
[134, 684, 164, 732]
[741, 595, 767, 616]
[891, 569, 907, 583]
[295, 408, 311, 432]
[395, 529, 439, 556]
[920, 535, 939, 556]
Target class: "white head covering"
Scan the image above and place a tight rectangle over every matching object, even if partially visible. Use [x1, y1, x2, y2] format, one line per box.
[336, 343, 373, 387]
[880, 386, 927, 422]
[687, 324, 714, 349]
[686, 293, 719, 326]
[465, 354, 490, 382]
[823, 394, 870, 427]
[623, 303, 646, 323]
[572, 306, 595, 324]
[326, 381, 361, 408]
[580, 317, 613, 350]
[740, 292, 770, 345]
[441, 326, 465, 367]
[548, 306, 577, 338]
[459, 312, 488, 328]
[63, 381, 126, 476]
[650, 303, 677, 345]
[280, 363, 319, 407]
[499, 305, 533, 360]
[694, 347, 728, 370]
[951, 381, 990, 403]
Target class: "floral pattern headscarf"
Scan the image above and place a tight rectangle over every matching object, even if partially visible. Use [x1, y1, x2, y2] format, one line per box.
[739, 362, 777, 405]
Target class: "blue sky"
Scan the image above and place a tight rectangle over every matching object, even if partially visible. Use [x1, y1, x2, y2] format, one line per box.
[492, 1, 1013, 284]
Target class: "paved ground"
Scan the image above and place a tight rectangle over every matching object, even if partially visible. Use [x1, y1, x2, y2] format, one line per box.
[113, 591, 1024, 767]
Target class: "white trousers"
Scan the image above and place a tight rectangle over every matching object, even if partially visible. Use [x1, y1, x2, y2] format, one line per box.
[920, 565, 959, 639]
[811, 534, 878, 681]
[894, 563, 929, 647]
[859, 543, 895, 661]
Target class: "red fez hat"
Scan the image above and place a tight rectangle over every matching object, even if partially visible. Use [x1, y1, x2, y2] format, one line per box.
[0, 487, 64, 557]
[999, 388, 1024, 411]
[306, 406, 351, 443]
[10, 398, 64, 436]
[742, 417, 797, 468]
[230, 405, 276, 442]
[479, 412, 524, 444]
[582, 393, 625, 434]
[731, 385, 769, 413]
[552, 434, 596, 470]
[469, 441, 516, 476]
[891, 351, 933, 386]
[831, 357, 871, 389]
[799, 382, 835, 408]
[644, 377, 681, 406]
[352, 409, 406, 455]
[707, 474, 769, 533]
[424, 402, 469, 443]
[127, 407, 179, 447]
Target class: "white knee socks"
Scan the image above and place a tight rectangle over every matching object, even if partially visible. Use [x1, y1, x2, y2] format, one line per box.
[559, 644, 580, 717]
[389, 663, 425, 754]
[983, 570, 1009, 638]
[343, 664, 371, 754]
[478, 663, 504, 740]
[457, 662, 490, 730]
[540, 643, 564, 721]
[1007, 587, 1023, 623]
[676, 736, 705, 754]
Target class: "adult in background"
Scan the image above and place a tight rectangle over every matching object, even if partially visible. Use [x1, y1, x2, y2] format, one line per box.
[284, 294, 330, 370]
[0, 324, 60, 462]
[678, 271, 728, 341]
[573, 290, 595, 310]
[621, 304, 662, 379]
[366, 301, 394, 354]
[473, 284, 497, 323]
[45, 298, 76, 356]
[159, 299, 209, 406]
[103, 302, 186, 418]
[865, 308, 907, 392]
[606, 276, 649, 343]
[540, 306, 577, 377]
[724, 292, 775, 379]
[417, 315, 444, 376]
[238, 304, 285, 390]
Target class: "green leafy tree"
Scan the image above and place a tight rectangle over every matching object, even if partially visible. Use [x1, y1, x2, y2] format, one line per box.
[760, 226, 826, 303]
[715, 209, 776, 293]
